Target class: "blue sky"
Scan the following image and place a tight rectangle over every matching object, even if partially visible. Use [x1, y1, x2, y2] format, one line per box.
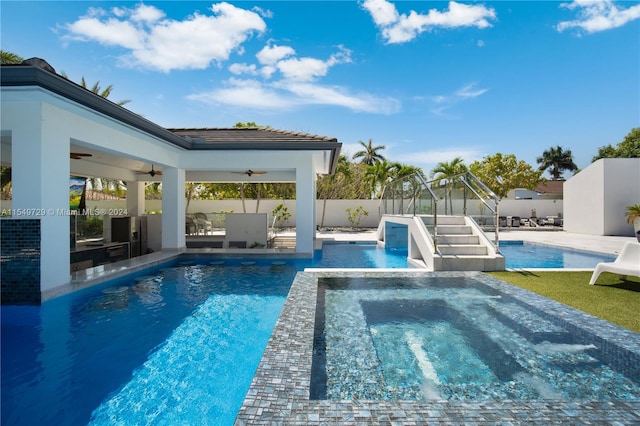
[2, 1, 639, 177]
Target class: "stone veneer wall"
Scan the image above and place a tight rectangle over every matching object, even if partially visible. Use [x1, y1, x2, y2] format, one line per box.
[1, 219, 41, 305]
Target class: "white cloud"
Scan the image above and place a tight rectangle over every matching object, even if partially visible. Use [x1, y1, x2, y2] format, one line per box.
[188, 77, 401, 114]
[428, 82, 489, 118]
[456, 83, 489, 99]
[362, 0, 497, 44]
[188, 43, 393, 114]
[64, 3, 400, 114]
[362, 0, 400, 27]
[130, 4, 165, 23]
[187, 78, 295, 110]
[276, 57, 331, 81]
[63, 2, 266, 72]
[556, 0, 640, 34]
[229, 63, 257, 75]
[257, 46, 348, 82]
[278, 81, 400, 114]
[65, 16, 145, 50]
[256, 44, 296, 65]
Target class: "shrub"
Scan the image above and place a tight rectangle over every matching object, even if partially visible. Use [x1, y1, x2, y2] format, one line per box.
[346, 206, 368, 227]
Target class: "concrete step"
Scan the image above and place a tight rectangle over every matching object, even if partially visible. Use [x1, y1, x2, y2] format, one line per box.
[437, 234, 480, 245]
[438, 255, 505, 272]
[437, 225, 473, 235]
[422, 215, 466, 226]
[270, 236, 296, 249]
[438, 244, 488, 255]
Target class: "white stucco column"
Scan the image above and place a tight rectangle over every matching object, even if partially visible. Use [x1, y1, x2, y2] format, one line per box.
[11, 102, 71, 292]
[126, 181, 146, 217]
[295, 156, 316, 255]
[161, 166, 185, 251]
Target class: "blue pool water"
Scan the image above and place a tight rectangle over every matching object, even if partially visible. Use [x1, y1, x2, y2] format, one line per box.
[1, 243, 407, 426]
[0, 241, 621, 424]
[500, 241, 616, 269]
[311, 275, 640, 401]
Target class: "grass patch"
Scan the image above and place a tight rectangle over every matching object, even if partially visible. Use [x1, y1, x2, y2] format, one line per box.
[488, 271, 640, 334]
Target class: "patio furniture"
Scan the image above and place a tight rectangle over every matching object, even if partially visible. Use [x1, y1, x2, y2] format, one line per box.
[186, 216, 197, 235]
[589, 241, 640, 284]
[193, 212, 213, 235]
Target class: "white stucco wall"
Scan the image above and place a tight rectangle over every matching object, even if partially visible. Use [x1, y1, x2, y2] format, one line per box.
[564, 158, 640, 236]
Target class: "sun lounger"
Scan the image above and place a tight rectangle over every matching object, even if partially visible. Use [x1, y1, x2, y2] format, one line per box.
[589, 241, 640, 284]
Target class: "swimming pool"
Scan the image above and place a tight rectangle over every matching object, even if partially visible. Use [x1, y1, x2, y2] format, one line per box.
[237, 270, 640, 423]
[311, 275, 640, 400]
[500, 241, 616, 269]
[1, 243, 407, 425]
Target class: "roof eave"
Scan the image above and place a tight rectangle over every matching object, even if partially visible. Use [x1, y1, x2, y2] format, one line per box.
[1, 65, 191, 149]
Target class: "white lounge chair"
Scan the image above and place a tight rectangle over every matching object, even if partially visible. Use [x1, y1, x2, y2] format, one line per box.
[589, 241, 640, 284]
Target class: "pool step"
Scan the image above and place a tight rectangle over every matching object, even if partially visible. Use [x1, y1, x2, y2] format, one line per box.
[436, 219, 487, 256]
[270, 235, 296, 249]
[379, 214, 505, 271]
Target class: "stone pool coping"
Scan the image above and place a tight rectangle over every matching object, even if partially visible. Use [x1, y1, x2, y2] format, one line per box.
[235, 270, 640, 425]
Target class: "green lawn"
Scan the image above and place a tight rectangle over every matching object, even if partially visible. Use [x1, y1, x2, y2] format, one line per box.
[487, 271, 640, 333]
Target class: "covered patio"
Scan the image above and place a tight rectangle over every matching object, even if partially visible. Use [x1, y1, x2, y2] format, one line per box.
[0, 61, 341, 303]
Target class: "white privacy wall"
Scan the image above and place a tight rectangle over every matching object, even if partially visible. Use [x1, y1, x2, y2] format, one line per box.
[564, 158, 640, 236]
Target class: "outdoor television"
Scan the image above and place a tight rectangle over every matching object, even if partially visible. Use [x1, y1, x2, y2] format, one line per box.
[69, 176, 86, 211]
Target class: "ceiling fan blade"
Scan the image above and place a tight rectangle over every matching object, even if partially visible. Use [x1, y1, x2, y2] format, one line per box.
[70, 152, 92, 160]
[136, 165, 162, 177]
[231, 169, 268, 176]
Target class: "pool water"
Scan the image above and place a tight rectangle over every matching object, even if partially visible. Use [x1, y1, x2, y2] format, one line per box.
[311, 275, 640, 401]
[499, 241, 616, 269]
[1, 243, 407, 426]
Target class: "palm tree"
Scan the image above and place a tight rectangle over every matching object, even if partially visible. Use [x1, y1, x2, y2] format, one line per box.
[392, 163, 424, 180]
[317, 155, 352, 227]
[430, 157, 468, 214]
[59, 72, 131, 106]
[352, 139, 386, 166]
[365, 159, 398, 199]
[1, 50, 24, 64]
[536, 146, 577, 180]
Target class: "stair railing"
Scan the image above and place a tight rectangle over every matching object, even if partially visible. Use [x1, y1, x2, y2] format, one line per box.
[380, 171, 500, 250]
[380, 173, 440, 252]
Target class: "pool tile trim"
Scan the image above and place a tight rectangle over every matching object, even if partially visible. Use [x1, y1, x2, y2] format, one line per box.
[235, 270, 640, 425]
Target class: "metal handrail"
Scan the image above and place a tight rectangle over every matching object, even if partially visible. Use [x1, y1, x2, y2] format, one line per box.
[380, 171, 500, 250]
[380, 173, 441, 252]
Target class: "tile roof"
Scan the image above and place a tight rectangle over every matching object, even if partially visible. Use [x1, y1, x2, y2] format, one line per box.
[167, 127, 338, 148]
[535, 180, 564, 194]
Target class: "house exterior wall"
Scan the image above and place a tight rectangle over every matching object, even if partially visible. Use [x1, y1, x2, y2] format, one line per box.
[564, 158, 640, 236]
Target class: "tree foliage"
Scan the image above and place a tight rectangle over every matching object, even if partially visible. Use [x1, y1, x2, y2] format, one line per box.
[430, 157, 468, 214]
[58, 72, 131, 106]
[0, 50, 24, 64]
[469, 153, 544, 199]
[592, 128, 640, 161]
[536, 145, 577, 180]
[233, 121, 262, 128]
[352, 138, 386, 166]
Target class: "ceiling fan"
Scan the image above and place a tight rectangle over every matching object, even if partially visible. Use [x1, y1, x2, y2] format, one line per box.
[137, 165, 162, 177]
[231, 169, 267, 177]
[70, 152, 92, 160]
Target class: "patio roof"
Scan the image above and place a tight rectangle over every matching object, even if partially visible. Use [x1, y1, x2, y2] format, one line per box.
[169, 127, 341, 173]
[1, 62, 342, 174]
